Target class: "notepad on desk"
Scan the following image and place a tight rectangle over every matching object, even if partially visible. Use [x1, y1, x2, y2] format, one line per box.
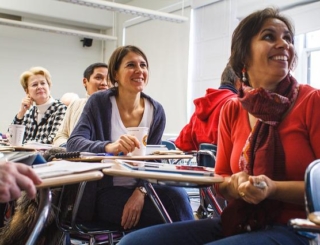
[117, 159, 214, 176]
[23, 141, 53, 150]
[33, 160, 113, 179]
[151, 150, 184, 155]
[146, 145, 167, 155]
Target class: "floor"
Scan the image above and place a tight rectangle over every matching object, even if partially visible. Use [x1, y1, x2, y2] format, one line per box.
[70, 190, 202, 245]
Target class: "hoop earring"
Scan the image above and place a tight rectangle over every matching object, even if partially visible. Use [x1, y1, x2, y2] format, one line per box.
[114, 82, 118, 87]
[241, 67, 247, 82]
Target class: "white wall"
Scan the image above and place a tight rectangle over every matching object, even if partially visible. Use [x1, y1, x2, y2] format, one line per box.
[188, 0, 320, 118]
[1, 0, 320, 137]
[187, 0, 238, 117]
[0, 23, 107, 132]
[115, 0, 191, 138]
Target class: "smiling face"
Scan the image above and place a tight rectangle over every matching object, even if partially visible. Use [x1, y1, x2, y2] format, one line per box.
[246, 18, 295, 90]
[115, 51, 148, 93]
[27, 74, 50, 105]
[83, 66, 109, 95]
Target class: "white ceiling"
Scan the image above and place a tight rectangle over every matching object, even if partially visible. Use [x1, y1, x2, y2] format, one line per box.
[0, 0, 188, 31]
[0, 0, 318, 32]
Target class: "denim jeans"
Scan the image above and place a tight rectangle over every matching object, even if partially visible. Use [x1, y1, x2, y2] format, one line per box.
[118, 217, 310, 245]
[96, 185, 194, 229]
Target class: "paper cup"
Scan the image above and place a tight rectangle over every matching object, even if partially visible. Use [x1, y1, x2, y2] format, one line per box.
[127, 127, 149, 156]
[8, 124, 26, 146]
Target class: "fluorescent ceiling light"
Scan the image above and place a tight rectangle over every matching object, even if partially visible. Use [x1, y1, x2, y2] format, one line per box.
[0, 17, 117, 41]
[57, 0, 188, 23]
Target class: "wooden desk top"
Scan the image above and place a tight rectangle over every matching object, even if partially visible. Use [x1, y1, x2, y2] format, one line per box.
[309, 211, 320, 225]
[36, 170, 103, 188]
[103, 163, 223, 186]
[53, 154, 194, 162]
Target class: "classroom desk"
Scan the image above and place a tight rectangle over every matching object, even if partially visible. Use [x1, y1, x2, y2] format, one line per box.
[53, 154, 194, 164]
[26, 171, 104, 245]
[103, 162, 223, 223]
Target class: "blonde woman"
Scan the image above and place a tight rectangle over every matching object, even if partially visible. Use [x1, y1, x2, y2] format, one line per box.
[11, 66, 66, 144]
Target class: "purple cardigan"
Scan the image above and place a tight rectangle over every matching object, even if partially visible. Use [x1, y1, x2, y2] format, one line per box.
[66, 88, 166, 221]
[67, 88, 165, 152]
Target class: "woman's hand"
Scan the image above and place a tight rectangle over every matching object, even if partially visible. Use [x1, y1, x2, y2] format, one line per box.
[238, 175, 305, 205]
[224, 171, 250, 199]
[17, 95, 33, 119]
[237, 175, 274, 204]
[121, 188, 145, 229]
[105, 135, 140, 155]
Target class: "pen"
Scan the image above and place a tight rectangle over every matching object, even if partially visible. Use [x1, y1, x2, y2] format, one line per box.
[253, 181, 267, 189]
[32, 163, 53, 168]
[80, 152, 114, 157]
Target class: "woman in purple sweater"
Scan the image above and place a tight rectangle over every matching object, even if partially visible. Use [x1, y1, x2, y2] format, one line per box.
[67, 45, 194, 230]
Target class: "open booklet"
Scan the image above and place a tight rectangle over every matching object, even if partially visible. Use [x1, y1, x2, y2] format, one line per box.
[116, 159, 214, 176]
[33, 160, 113, 179]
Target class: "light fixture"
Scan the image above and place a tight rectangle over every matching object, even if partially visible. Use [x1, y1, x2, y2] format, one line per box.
[0, 17, 117, 41]
[57, 0, 188, 23]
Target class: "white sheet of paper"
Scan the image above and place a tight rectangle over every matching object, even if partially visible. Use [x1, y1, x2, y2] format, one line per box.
[33, 160, 113, 179]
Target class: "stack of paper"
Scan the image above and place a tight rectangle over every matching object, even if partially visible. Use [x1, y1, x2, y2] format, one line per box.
[23, 141, 53, 150]
[33, 160, 113, 179]
[0, 146, 15, 152]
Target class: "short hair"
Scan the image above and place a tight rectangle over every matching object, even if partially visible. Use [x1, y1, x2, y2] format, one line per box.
[83, 62, 108, 80]
[20, 66, 52, 91]
[220, 64, 239, 86]
[229, 7, 296, 80]
[108, 45, 149, 86]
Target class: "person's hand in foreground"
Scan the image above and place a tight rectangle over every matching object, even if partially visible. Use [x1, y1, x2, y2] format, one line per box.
[0, 161, 42, 202]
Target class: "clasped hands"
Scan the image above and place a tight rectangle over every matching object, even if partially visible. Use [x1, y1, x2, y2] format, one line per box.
[227, 171, 275, 204]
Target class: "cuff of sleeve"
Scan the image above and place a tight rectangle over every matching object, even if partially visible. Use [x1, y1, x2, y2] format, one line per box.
[136, 179, 145, 187]
[14, 115, 24, 122]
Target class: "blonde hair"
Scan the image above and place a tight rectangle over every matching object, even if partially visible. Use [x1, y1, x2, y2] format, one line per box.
[20, 66, 52, 91]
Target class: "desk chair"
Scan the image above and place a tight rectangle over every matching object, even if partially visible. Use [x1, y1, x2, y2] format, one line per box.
[56, 182, 125, 245]
[161, 140, 176, 150]
[161, 140, 187, 165]
[196, 143, 226, 218]
[288, 159, 320, 243]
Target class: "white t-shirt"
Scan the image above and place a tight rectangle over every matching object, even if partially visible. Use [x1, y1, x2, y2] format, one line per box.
[110, 96, 154, 186]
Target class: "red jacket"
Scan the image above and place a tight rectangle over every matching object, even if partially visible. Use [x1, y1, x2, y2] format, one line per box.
[175, 86, 237, 151]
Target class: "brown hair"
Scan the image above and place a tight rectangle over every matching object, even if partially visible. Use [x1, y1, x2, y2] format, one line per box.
[108, 45, 149, 86]
[220, 64, 239, 86]
[229, 7, 296, 80]
[20, 66, 52, 91]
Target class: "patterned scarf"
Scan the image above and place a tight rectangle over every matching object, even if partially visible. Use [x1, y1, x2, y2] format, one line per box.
[238, 75, 299, 179]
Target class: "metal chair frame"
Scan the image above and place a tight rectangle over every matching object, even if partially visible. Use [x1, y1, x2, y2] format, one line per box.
[56, 182, 125, 245]
[196, 143, 226, 218]
[288, 159, 320, 244]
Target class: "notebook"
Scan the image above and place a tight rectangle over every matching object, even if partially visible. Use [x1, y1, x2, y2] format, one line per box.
[0, 151, 45, 166]
[117, 159, 214, 176]
[33, 160, 113, 179]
